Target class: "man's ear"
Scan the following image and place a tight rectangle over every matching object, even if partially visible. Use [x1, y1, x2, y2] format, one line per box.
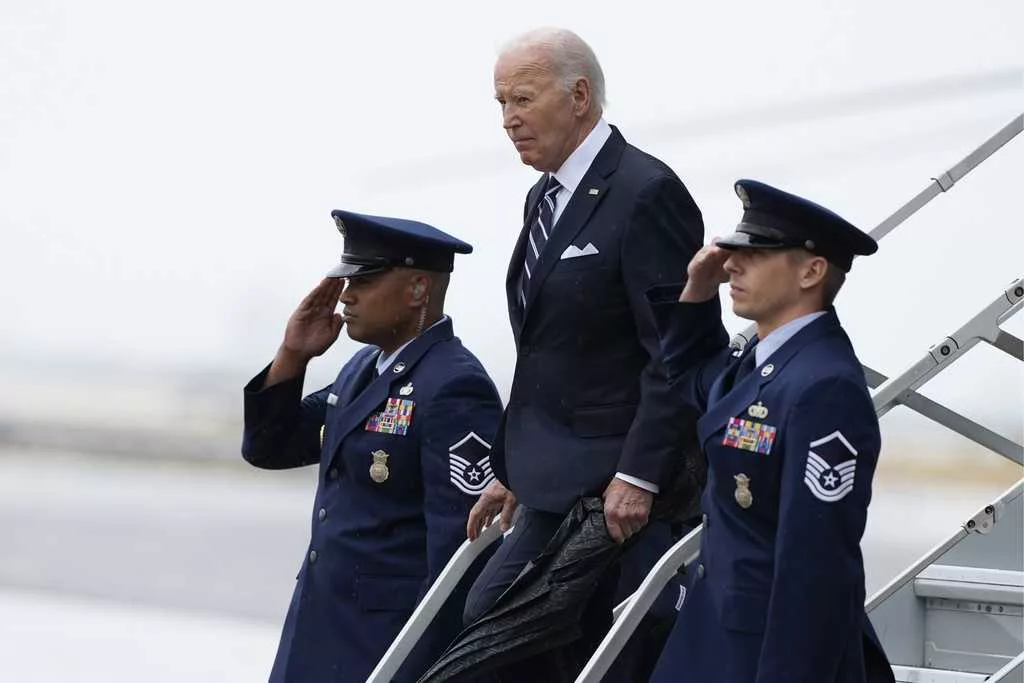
[572, 77, 592, 116]
[800, 256, 829, 290]
[410, 275, 429, 305]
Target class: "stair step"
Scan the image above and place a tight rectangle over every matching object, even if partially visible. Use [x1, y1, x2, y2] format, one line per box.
[892, 665, 988, 682]
[915, 565, 1024, 606]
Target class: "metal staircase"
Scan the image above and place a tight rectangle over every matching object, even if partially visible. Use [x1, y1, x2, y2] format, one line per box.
[865, 278, 1024, 683]
[368, 114, 1024, 683]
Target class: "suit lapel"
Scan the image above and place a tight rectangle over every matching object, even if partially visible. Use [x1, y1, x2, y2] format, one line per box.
[326, 319, 455, 467]
[696, 313, 841, 445]
[522, 129, 626, 316]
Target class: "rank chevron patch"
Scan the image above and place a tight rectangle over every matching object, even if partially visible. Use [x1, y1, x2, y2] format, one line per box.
[804, 430, 858, 502]
[448, 431, 494, 495]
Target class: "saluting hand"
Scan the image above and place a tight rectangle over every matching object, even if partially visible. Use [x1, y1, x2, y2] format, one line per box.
[467, 480, 518, 541]
[264, 278, 346, 388]
[603, 478, 654, 544]
[282, 278, 347, 358]
[680, 240, 731, 302]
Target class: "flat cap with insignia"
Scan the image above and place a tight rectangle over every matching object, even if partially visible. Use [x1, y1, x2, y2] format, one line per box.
[717, 179, 877, 272]
[326, 210, 473, 278]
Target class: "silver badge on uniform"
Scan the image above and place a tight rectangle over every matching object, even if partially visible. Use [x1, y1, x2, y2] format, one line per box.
[734, 473, 753, 508]
[399, 382, 414, 396]
[392, 362, 406, 374]
[747, 401, 768, 419]
[760, 363, 774, 377]
[369, 449, 390, 484]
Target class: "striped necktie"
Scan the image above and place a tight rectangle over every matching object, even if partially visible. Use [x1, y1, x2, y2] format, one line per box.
[519, 175, 562, 306]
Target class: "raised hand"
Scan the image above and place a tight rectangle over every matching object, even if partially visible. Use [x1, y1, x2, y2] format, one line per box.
[282, 277, 346, 359]
[264, 278, 345, 388]
[680, 240, 731, 302]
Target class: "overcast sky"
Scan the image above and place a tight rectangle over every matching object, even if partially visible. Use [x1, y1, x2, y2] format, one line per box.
[1, 0, 1021, 441]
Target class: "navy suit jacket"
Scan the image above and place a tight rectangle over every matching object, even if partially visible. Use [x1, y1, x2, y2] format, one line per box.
[241, 318, 502, 683]
[492, 126, 709, 514]
[648, 294, 893, 683]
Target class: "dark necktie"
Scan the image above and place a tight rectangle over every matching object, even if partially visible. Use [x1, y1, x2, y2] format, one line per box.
[726, 341, 759, 392]
[519, 175, 562, 306]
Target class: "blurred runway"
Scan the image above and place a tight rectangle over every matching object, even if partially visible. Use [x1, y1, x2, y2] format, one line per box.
[0, 447, 1018, 681]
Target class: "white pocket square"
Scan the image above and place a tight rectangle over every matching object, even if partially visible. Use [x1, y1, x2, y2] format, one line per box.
[560, 242, 600, 260]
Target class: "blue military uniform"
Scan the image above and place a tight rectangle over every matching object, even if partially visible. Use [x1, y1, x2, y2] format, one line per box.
[648, 181, 894, 683]
[241, 211, 503, 683]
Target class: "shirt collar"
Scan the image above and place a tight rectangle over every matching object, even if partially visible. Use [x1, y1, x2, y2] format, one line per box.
[551, 118, 612, 195]
[754, 311, 827, 366]
[375, 315, 449, 374]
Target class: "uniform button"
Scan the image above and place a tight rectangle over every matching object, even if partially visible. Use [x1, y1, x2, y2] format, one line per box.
[308, 550, 318, 564]
[318, 508, 327, 522]
[328, 468, 338, 480]
[696, 563, 705, 579]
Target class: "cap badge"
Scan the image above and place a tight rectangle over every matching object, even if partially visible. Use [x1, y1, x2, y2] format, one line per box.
[369, 450, 390, 483]
[747, 401, 768, 419]
[761, 363, 774, 377]
[735, 184, 750, 208]
[734, 473, 753, 508]
[399, 382, 414, 396]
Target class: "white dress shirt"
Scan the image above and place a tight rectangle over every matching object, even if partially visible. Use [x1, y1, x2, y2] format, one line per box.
[549, 118, 612, 225]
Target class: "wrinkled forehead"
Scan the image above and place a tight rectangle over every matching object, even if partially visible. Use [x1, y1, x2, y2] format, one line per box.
[494, 47, 556, 87]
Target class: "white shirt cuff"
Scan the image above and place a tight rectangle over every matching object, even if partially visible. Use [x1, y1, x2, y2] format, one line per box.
[614, 472, 659, 494]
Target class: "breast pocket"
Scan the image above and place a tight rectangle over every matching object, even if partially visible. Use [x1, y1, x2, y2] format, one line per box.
[554, 251, 607, 272]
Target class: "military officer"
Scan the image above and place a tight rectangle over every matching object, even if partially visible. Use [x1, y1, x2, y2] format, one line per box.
[646, 180, 894, 682]
[241, 210, 503, 683]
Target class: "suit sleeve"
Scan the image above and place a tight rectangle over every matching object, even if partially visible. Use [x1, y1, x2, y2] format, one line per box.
[240, 364, 330, 469]
[399, 367, 504, 678]
[617, 176, 729, 487]
[756, 377, 881, 683]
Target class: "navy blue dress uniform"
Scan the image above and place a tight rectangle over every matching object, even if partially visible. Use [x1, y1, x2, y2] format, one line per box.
[241, 211, 503, 683]
[647, 181, 894, 683]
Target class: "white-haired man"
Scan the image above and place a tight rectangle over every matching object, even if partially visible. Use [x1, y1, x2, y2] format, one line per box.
[463, 27, 720, 679]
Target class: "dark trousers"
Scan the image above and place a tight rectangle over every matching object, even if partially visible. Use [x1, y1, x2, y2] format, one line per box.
[463, 506, 620, 682]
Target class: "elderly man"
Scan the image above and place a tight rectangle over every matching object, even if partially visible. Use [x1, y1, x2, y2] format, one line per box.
[241, 212, 502, 683]
[647, 179, 894, 682]
[463, 26, 711, 676]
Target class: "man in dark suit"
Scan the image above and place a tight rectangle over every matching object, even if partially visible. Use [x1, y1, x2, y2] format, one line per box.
[241, 211, 503, 683]
[647, 179, 894, 682]
[463, 27, 709, 675]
